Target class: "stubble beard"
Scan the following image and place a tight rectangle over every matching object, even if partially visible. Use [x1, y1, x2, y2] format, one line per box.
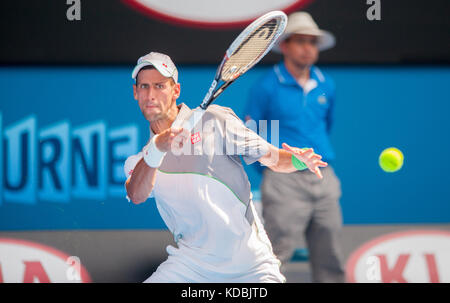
[143, 98, 176, 123]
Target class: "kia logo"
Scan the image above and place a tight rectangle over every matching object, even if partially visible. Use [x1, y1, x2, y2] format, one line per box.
[346, 230, 450, 283]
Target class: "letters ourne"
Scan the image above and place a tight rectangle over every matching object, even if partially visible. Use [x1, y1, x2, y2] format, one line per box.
[0, 115, 138, 204]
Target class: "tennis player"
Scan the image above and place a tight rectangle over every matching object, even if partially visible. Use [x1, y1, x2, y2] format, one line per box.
[124, 52, 327, 283]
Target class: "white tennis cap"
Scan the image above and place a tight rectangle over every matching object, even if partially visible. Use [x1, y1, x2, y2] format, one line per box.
[131, 52, 178, 83]
[273, 12, 335, 52]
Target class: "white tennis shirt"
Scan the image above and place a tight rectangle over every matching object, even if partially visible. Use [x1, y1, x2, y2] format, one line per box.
[124, 103, 285, 282]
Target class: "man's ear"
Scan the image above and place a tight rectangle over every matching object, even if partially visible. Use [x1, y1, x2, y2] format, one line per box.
[173, 83, 181, 99]
[133, 84, 138, 100]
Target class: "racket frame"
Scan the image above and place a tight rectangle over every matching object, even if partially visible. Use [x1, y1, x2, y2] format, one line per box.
[175, 11, 287, 130]
[200, 11, 287, 110]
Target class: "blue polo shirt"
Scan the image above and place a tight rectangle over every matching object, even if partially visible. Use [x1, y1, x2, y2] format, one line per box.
[244, 61, 336, 162]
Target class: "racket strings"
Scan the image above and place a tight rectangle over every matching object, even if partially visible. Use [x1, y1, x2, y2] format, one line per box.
[221, 19, 280, 81]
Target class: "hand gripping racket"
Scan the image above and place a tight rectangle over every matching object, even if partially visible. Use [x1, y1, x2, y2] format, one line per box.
[172, 10, 287, 130]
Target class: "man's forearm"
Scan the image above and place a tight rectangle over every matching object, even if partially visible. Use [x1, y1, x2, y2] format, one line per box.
[126, 159, 157, 204]
[258, 144, 297, 173]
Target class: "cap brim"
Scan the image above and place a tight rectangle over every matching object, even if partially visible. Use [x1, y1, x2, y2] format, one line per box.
[272, 30, 336, 53]
[131, 62, 172, 79]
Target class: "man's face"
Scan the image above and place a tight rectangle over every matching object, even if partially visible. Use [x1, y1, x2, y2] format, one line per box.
[133, 68, 180, 122]
[280, 34, 319, 67]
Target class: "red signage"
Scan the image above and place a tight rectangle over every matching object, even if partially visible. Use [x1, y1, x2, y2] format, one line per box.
[346, 230, 450, 283]
[0, 238, 91, 283]
[123, 0, 314, 29]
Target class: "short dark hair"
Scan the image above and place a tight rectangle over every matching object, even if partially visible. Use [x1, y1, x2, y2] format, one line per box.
[135, 65, 156, 84]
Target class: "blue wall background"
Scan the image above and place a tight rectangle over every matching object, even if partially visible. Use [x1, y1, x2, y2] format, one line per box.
[0, 65, 449, 230]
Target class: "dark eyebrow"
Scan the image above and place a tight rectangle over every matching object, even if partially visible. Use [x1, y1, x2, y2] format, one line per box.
[136, 79, 170, 86]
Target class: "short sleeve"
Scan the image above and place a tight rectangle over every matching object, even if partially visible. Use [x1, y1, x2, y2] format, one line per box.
[218, 107, 270, 165]
[123, 152, 154, 201]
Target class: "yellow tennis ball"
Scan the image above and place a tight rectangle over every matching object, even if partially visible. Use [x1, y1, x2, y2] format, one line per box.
[379, 147, 404, 173]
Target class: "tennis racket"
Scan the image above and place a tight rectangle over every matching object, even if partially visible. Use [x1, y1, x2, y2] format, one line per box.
[172, 10, 287, 130]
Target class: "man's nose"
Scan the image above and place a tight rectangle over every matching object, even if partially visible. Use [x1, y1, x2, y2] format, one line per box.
[145, 87, 156, 100]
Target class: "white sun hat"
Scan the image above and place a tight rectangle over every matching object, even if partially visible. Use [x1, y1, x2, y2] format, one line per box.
[273, 12, 336, 53]
[131, 52, 178, 83]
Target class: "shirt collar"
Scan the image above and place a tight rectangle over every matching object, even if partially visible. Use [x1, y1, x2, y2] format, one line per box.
[173, 103, 192, 126]
[274, 61, 324, 86]
[274, 61, 296, 85]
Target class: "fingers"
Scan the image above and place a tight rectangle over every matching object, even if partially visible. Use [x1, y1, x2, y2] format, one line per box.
[170, 127, 184, 135]
[311, 154, 322, 160]
[282, 143, 327, 179]
[171, 128, 188, 138]
[308, 159, 327, 178]
[283, 143, 314, 158]
[282, 143, 312, 154]
[155, 128, 189, 152]
[317, 160, 328, 167]
[308, 149, 327, 163]
[282, 143, 311, 157]
[169, 128, 189, 143]
[171, 128, 189, 148]
[314, 167, 323, 179]
[282, 143, 294, 153]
